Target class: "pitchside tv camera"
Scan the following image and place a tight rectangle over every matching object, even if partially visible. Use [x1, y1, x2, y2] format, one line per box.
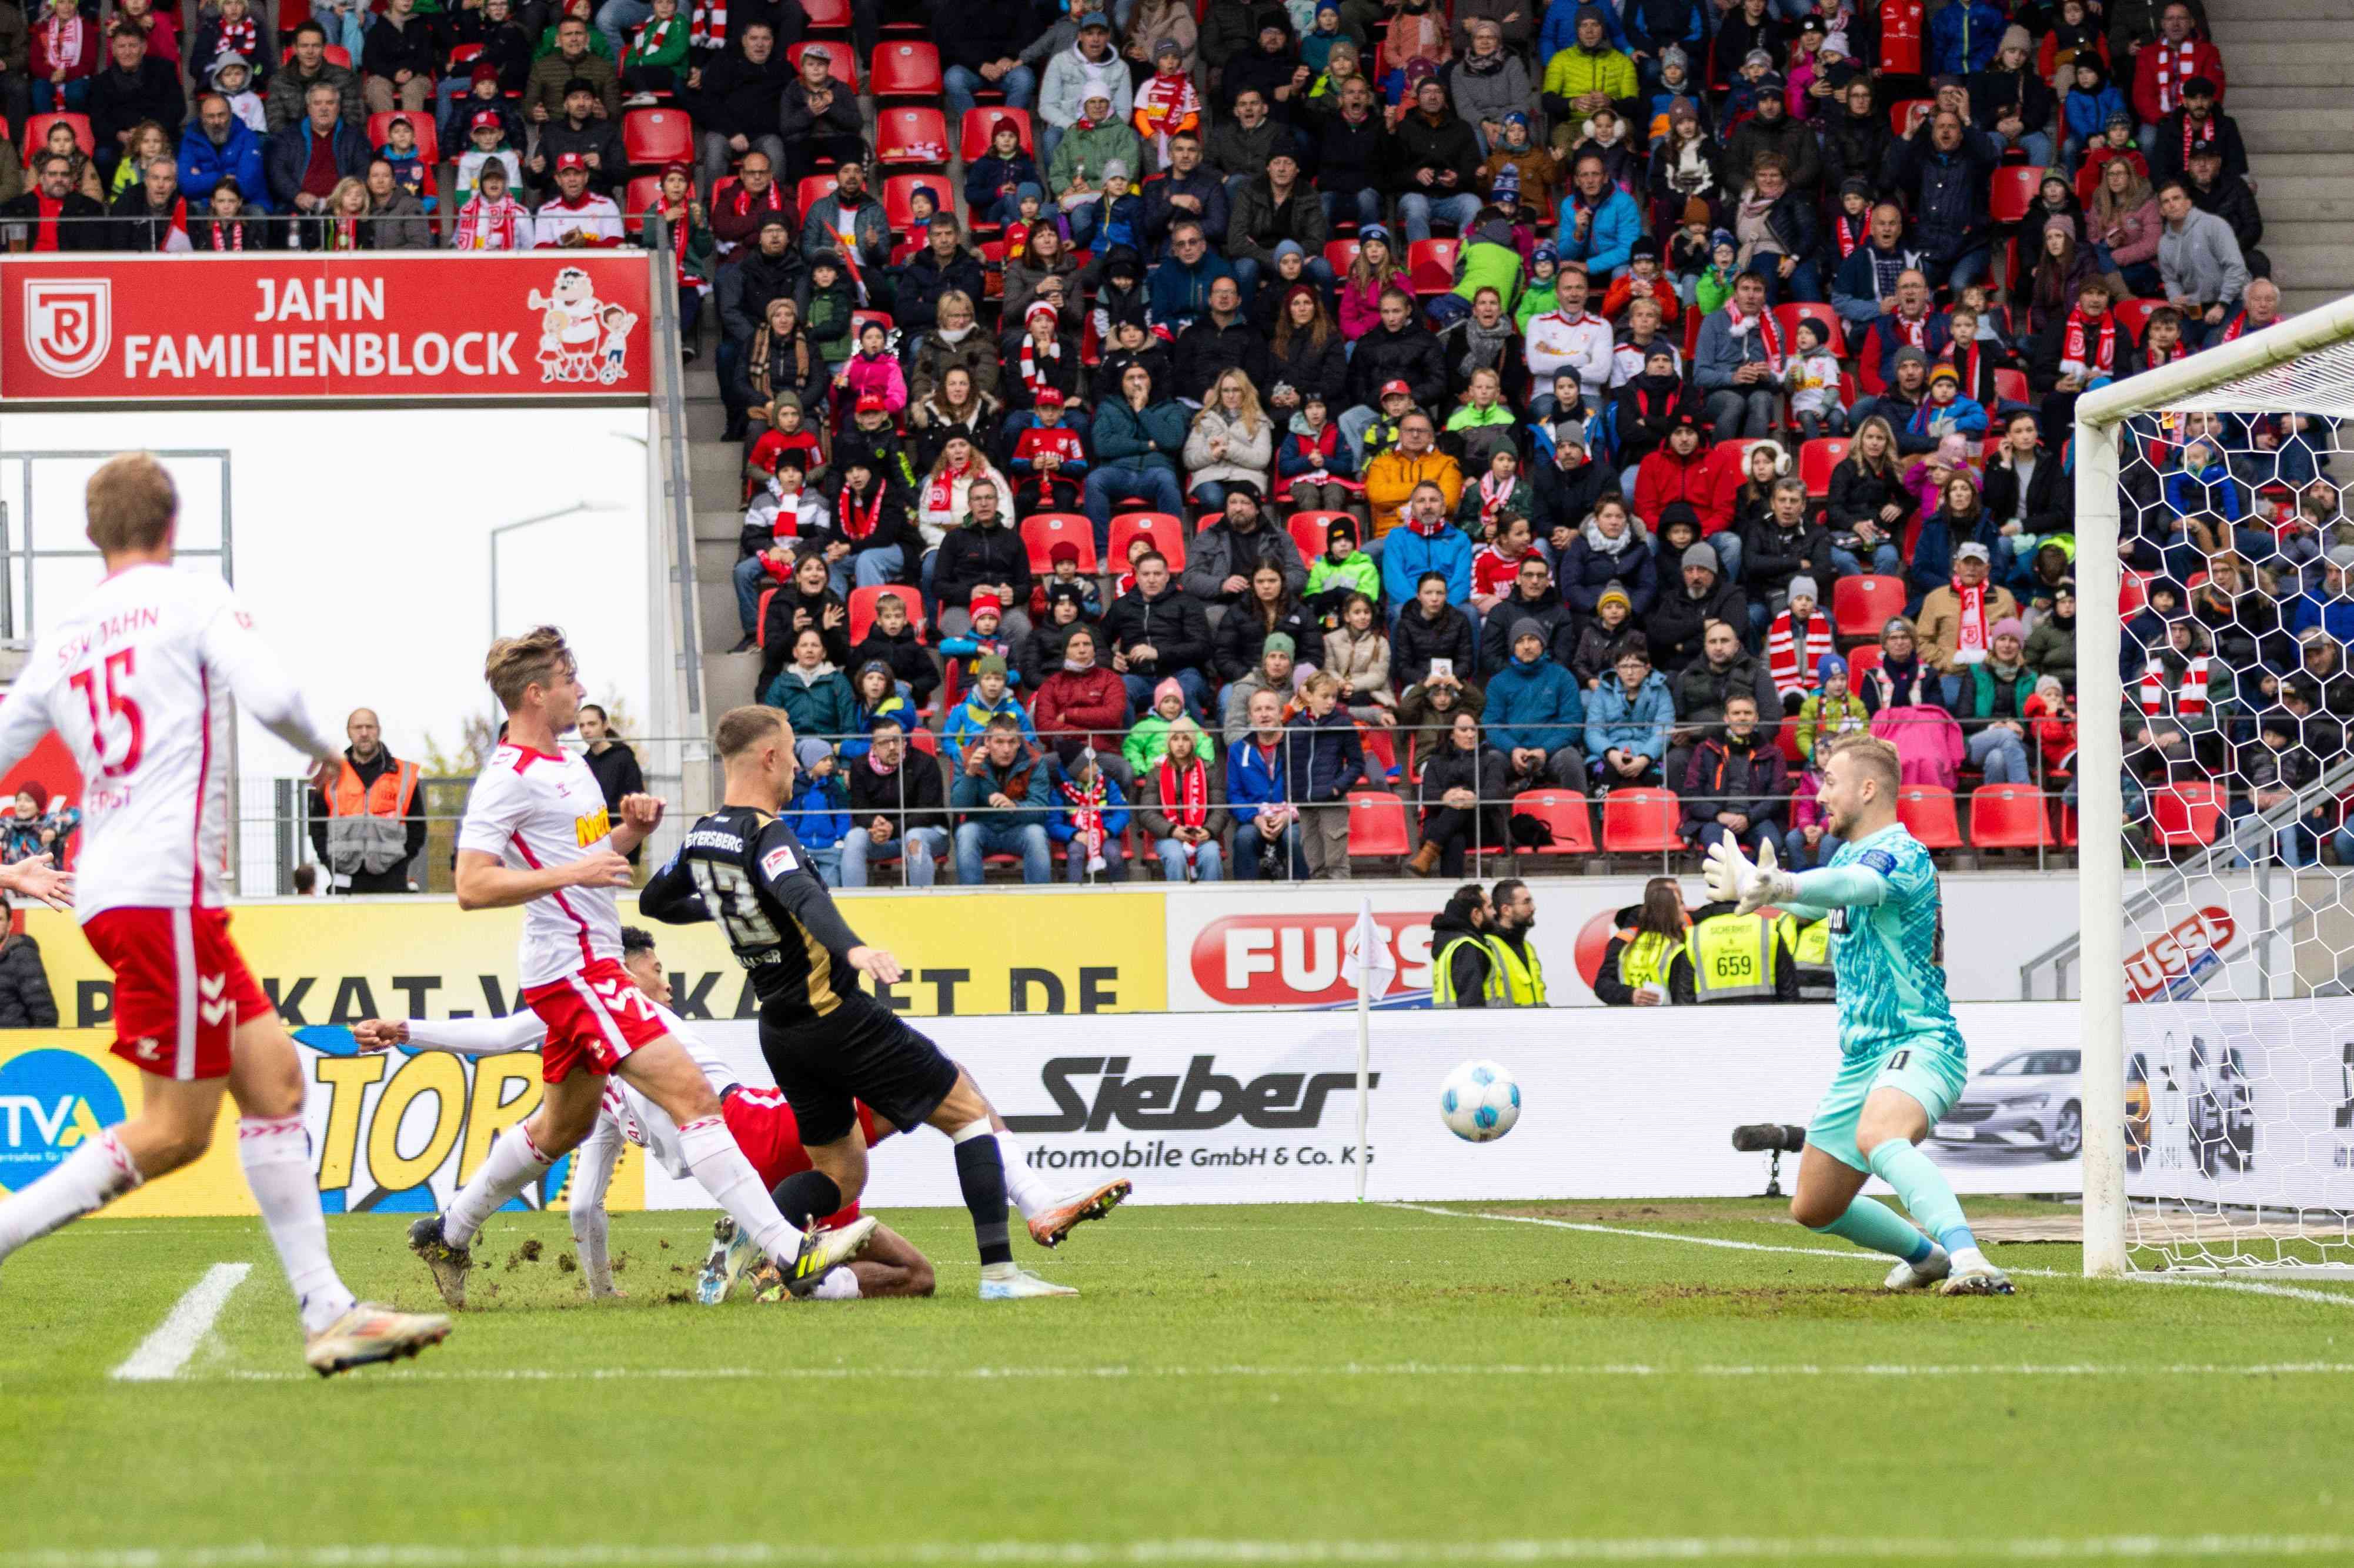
[1731, 1123, 1808, 1198]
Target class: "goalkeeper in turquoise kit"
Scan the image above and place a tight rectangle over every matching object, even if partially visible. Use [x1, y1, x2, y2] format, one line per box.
[1703, 733, 2014, 1295]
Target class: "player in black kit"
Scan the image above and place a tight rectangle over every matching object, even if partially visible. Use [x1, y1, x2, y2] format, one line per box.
[642, 706, 1097, 1300]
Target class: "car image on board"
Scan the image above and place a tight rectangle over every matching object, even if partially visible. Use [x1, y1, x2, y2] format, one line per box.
[1932, 1049, 2084, 1161]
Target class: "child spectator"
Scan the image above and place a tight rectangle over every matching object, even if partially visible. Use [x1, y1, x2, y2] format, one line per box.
[800, 253, 859, 370]
[1445, 369, 1522, 474]
[1570, 583, 1643, 690]
[835, 327, 907, 424]
[376, 113, 430, 209]
[1278, 393, 1361, 512]
[2063, 57, 2128, 169]
[191, 0, 265, 86]
[1458, 447, 1530, 544]
[1306, 518, 1380, 630]
[747, 386, 826, 482]
[455, 110, 523, 208]
[1132, 40, 1201, 168]
[1601, 245, 1679, 325]
[1766, 575, 1835, 711]
[443, 63, 513, 156]
[1081, 159, 1144, 254]
[1043, 750, 1129, 882]
[1796, 651, 1869, 758]
[1140, 719, 1228, 882]
[1029, 543, 1104, 629]
[941, 654, 1040, 768]
[212, 54, 267, 133]
[1784, 318, 1845, 440]
[1784, 747, 1837, 868]
[619, 0, 687, 98]
[1515, 244, 1562, 331]
[2025, 674, 2077, 778]
[1007, 391, 1091, 515]
[453, 160, 527, 248]
[1724, 48, 1782, 123]
[1471, 511, 1539, 610]
[784, 738, 852, 886]
[966, 119, 1044, 230]
[1286, 673, 1367, 879]
[733, 451, 829, 640]
[1323, 593, 1398, 724]
[847, 591, 939, 709]
[840, 660, 919, 760]
[1125, 677, 1213, 774]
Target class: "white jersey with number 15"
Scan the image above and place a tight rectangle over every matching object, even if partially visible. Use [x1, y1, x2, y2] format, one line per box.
[0, 562, 338, 921]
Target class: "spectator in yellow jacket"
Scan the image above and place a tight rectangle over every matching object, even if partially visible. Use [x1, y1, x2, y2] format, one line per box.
[1362, 412, 1465, 539]
[1540, 6, 1637, 130]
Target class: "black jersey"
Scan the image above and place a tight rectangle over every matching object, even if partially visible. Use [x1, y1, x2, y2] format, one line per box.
[642, 805, 873, 1025]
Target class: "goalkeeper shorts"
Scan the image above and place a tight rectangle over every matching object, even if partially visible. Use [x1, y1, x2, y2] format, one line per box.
[1807, 1039, 1969, 1173]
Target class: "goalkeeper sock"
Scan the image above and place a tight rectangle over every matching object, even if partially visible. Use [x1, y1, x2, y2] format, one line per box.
[1866, 1138, 1975, 1256]
[991, 1128, 1054, 1221]
[1811, 1194, 1935, 1265]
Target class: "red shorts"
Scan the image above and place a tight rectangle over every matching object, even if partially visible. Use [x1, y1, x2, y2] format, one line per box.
[84, 907, 271, 1082]
[521, 957, 672, 1084]
[722, 1085, 874, 1226]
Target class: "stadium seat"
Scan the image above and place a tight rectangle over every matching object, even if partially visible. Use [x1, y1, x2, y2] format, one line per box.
[1988, 165, 2044, 226]
[2112, 297, 2166, 342]
[796, 173, 838, 215]
[1709, 436, 1767, 493]
[1889, 97, 1932, 135]
[622, 173, 662, 235]
[976, 238, 1006, 299]
[799, 0, 852, 28]
[368, 112, 439, 167]
[24, 112, 93, 157]
[1895, 785, 1964, 849]
[621, 106, 692, 170]
[907, 727, 939, 757]
[1969, 784, 2053, 849]
[1773, 723, 1807, 767]
[1288, 510, 1353, 563]
[869, 41, 942, 98]
[1844, 643, 1885, 684]
[960, 106, 1034, 163]
[882, 173, 952, 231]
[1993, 367, 2031, 406]
[1357, 723, 1399, 784]
[849, 309, 894, 347]
[1407, 238, 1459, 295]
[1020, 514, 1097, 574]
[848, 584, 926, 646]
[1832, 574, 1907, 642]
[1344, 790, 1412, 863]
[1798, 437, 1849, 497]
[2119, 569, 2152, 615]
[787, 42, 859, 91]
[1601, 788, 1683, 852]
[1511, 790, 1595, 855]
[2149, 781, 2223, 848]
[1324, 239, 1361, 275]
[1772, 302, 1841, 358]
[1108, 511, 1186, 573]
[876, 106, 950, 166]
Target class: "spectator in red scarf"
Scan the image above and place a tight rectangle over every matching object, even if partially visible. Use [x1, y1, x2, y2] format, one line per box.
[1141, 718, 1228, 882]
[0, 152, 108, 249]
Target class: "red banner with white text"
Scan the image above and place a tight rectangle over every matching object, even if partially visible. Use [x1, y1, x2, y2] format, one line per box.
[0, 252, 655, 402]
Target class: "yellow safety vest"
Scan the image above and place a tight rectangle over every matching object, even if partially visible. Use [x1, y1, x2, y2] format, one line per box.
[1793, 918, 1831, 969]
[1616, 929, 1679, 994]
[1433, 935, 1506, 1007]
[1687, 912, 1778, 1002]
[1482, 934, 1547, 1006]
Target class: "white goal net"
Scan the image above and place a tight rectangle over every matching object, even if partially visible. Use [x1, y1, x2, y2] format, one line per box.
[2078, 299, 2354, 1275]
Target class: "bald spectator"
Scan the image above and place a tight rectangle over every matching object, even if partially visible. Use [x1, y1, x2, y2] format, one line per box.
[308, 708, 426, 894]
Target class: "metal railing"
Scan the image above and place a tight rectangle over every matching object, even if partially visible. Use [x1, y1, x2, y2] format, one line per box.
[2, 210, 652, 252]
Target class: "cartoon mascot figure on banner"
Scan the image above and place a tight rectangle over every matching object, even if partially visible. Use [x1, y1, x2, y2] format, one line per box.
[529, 266, 631, 384]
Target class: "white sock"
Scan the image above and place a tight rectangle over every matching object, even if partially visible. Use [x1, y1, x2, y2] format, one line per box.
[1951, 1243, 1995, 1274]
[679, 1115, 802, 1267]
[239, 1115, 358, 1334]
[0, 1127, 141, 1258]
[980, 1260, 1020, 1281]
[812, 1266, 861, 1300]
[569, 1208, 612, 1296]
[991, 1128, 1054, 1221]
[443, 1122, 552, 1249]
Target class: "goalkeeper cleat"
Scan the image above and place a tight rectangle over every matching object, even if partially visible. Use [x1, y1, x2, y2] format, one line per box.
[1939, 1261, 2016, 1296]
[780, 1215, 880, 1299]
[695, 1215, 762, 1306]
[1027, 1179, 1133, 1249]
[305, 1302, 453, 1377]
[979, 1265, 1080, 1300]
[406, 1215, 472, 1310]
[1882, 1243, 1951, 1292]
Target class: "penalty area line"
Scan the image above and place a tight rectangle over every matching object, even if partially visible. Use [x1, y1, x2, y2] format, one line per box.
[110, 1263, 252, 1382]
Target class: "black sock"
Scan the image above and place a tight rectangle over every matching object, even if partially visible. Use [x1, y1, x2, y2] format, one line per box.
[772, 1170, 842, 1231]
[952, 1132, 1013, 1266]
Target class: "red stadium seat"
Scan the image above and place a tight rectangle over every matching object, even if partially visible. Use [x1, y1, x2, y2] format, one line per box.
[876, 106, 950, 166]
[1772, 302, 1842, 359]
[1510, 791, 1595, 855]
[1889, 97, 1932, 135]
[796, 173, 838, 215]
[1969, 784, 2053, 848]
[799, 0, 851, 27]
[1344, 790, 1412, 862]
[755, 587, 779, 647]
[1108, 511, 1186, 573]
[1988, 165, 2045, 226]
[907, 727, 939, 757]
[869, 41, 942, 98]
[2149, 781, 2223, 848]
[1895, 785, 1964, 850]
[1289, 510, 1353, 564]
[622, 173, 662, 235]
[2119, 569, 2152, 615]
[976, 238, 1006, 298]
[1020, 514, 1098, 574]
[787, 41, 859, 91]
[960, 106, 1034, 163]
[1324, 239, 1361, 276]
[1833, 575, 1908, 642]
[1601, 788, 1683, 852]
[1993, 367, 2031, 405]
[1798, 437, 1849, 497]
[1407, 238, 1459, 295]
[1844, 643, 1885, 683]
[620, 106, 691, 170]
[848, 584, 926, 646]
[23, 112, 94, 157]
[368, 112, 439, 168]
[882, 172, 953, 231]
[2112, 296, 2166, 342]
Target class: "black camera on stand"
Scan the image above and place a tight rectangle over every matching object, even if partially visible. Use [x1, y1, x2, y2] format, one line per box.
[1731, 1124, 1808, 1198]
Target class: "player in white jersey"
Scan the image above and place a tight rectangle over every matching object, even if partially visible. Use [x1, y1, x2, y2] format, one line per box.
[406, 626, 873, 1309]
[0, 453, 451, 1375]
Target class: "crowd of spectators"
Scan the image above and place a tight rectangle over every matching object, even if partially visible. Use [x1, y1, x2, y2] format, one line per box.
[1, 0, 2338, 881]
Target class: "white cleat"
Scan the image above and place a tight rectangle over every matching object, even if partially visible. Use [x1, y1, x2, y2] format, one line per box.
[1883, 1243, 1951, 1292]
[1939, 1260, 2017, 1296]
[696, 1215, 762, 1306]
[979, 1265, 1079, 1300]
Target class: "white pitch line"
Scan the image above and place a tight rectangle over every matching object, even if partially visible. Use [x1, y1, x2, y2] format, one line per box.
[1390, 1202, 1886, 1262]
[197, 1359, 2354, 1386]
[109, 1263, 252, 1382]
[14, 1536, 2354, 1567]
[2125, 1272, 2354, 1309]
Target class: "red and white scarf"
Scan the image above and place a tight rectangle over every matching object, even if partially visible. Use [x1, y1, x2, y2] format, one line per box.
[204, 216, 246, 250]
[1890, 310, 1928, 351]
[1059, 773, 1109, 865]
[457, 192, 526, 249]
[2062, 308, 2116, 377]
[1017, 333, 1061, 400]
[1476, 473, 1520, 526]
[627, 12, 679, 62]
[29, 190, 64, 252]
[1725, 300, 1784, 373]
[214, 15, 259, 61]
[688, 0, 726, 51]
[1951, 577, 1990, 661]
[924, 457, 973, 517]
[1155, 754, 1209, 868]
[2178, 111, 2218, 171]
[2141, 652, 2208, 716]
[1767, 609, 1835, 697]
[38, 11, 84, 71]
[1831, 210, 1868, 259]
[666, 203, 706, 290]
[2151, 37, 2201, 116]
[839, 484, 883, 541]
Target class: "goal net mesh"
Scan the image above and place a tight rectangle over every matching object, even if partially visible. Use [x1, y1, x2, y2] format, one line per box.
[2106, 330, 2354, 1272]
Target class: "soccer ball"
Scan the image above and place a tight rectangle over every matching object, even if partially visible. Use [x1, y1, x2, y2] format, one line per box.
[1439, 1059, 1521, 1143]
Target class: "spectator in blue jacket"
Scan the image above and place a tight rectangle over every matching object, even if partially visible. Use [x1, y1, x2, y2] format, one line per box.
[1558, 496, 1659, 620]
[783, 738, 852, 885]
[1380, 483, 1477, 614]
[1228, 685, 1307, 880]
[1555, 153, 1644, 280]
[265, 79, 370, 215]
[1623, 0, 1704, 65]
[1485, 618, 1591, 794]
[1147, 220, 1238, 333]
[2292, 549, 2354, 645]
[1283, 674, 1367, 880]
[1881, 111, 2001, 290]
[1906, 363, 1989, 446]
[179, 93, 272, 210]
[2061, 58, 2129, 167]
[1584, 637, 1675, 787]
[1927, 0, 2005, 77]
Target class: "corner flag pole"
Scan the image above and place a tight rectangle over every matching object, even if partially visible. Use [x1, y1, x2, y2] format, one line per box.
[1341, 898, 1393, 1202]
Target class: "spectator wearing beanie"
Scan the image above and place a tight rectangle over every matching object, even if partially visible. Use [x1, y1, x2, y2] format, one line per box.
[784, 737, 853, 887]
[1647, 541, 1748, 674]
[1220, 631, 1300, 747]
[1796, 651, 1869, 761]
[1485, 616, 1590, 797]
[1766, 575, 1836, 711]
[1955, 616, 2038, 782]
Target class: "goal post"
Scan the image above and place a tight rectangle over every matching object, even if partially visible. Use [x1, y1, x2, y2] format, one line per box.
[2074, 295, 2354, 1278]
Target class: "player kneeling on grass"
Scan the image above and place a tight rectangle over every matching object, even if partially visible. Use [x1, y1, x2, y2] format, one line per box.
[1701, 734, 2013, 1297]
[642, 706, 1128, 1300]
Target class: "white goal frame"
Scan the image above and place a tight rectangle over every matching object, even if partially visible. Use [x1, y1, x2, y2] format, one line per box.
[2073, 296, 2354, 1276]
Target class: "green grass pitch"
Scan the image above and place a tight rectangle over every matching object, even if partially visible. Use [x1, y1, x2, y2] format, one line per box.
[8, 1198, 2354, 1567]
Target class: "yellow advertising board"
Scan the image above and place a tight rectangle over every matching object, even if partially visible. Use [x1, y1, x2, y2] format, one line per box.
[27, 889, 1167, 1029]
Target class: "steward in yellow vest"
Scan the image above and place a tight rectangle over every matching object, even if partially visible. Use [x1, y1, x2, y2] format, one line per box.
[1685, 900, 1801, 1002]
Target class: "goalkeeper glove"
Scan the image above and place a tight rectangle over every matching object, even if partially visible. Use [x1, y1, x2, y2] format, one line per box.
[1702, 835, 1798, 917]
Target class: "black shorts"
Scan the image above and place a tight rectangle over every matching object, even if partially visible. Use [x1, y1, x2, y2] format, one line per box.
[759, 996, 959, 1148]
